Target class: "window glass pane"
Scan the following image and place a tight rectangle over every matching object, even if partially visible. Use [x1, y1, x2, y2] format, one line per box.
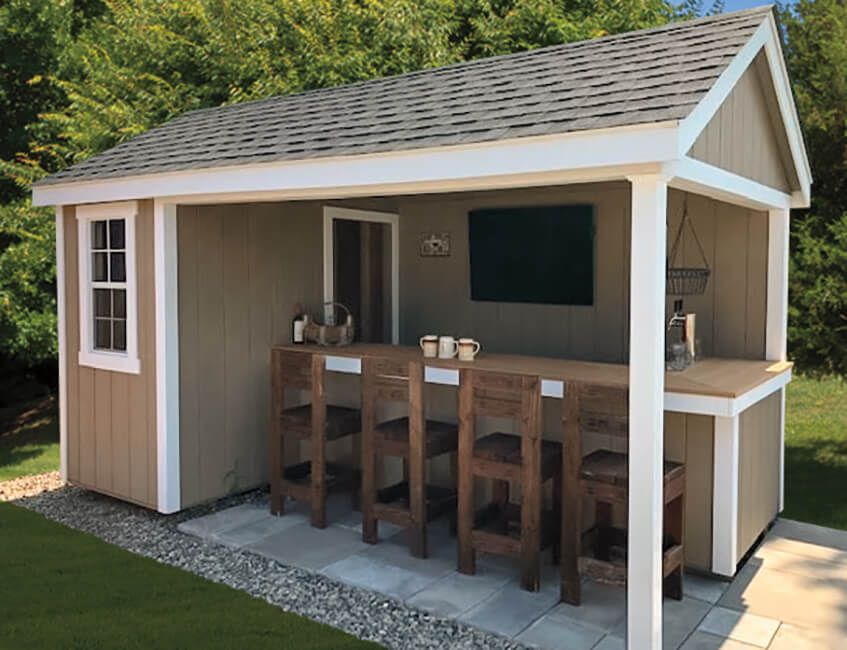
[91, 221, 107, 250]
[93, 252, 108, 281]
[109, 219, 125, 250]
[94, 289, 111, 317]
[110, 252, 126, 282]
[113, 289, 126, 319]
[94, 318, 112, 349]
[113, 319, 127, 351]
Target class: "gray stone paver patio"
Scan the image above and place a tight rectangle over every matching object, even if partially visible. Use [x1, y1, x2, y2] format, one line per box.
[178, 497, 846, 649]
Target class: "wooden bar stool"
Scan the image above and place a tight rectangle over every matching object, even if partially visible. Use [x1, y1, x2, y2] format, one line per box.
[560, 381, 685, 605]
[457, 369, 562, 592]
[270, 349, 361, 529]
[361, 357, 458, 557]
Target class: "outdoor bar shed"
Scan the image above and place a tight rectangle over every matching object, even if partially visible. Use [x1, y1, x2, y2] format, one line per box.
[32, 7, 811, 648]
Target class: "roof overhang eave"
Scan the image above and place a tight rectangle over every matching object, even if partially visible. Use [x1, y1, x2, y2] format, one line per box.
[32, 121, 682, 207]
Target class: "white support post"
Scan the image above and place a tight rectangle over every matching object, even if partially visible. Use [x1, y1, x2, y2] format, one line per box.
[627, 175, 668, 650]
[766, 207, 790, 513]
[154, 200, 181, 514]
[712, 414, 740, 576]
[55, 206, 68, 482]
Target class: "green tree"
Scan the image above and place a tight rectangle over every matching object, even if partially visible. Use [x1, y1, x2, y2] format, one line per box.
[782, 0, 847, 375]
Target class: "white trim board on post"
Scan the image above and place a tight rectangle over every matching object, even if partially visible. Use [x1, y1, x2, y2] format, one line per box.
[712, 414, 741, 576]
[323, 206, 400, 344]
[766, 208, 790, 362]
[626, 174, 668, 650]
[154, 200, 181, 514]
[55, 207, 68, 482]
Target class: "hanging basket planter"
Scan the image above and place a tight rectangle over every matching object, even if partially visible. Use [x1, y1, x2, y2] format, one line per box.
[666, 195, 711, 296]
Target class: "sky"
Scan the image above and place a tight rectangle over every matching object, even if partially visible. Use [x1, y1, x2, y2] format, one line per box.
[719, 0, 771, 12]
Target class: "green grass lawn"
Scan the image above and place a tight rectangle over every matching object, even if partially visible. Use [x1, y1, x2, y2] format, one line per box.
[0, 396, 59, 481]
[0, 501, 380, 649]
[783, 374, 847, 530]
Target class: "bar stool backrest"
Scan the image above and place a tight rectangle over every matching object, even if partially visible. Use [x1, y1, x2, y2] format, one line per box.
[274, 350, 314, 391]
[469, 370, 535, 420]
[575, 383, 629, 439]
[365, 357, 411, 403]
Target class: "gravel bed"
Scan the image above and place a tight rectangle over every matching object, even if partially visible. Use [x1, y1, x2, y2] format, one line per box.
[15, 486, 527, 650]
[0, 471, 63, 501]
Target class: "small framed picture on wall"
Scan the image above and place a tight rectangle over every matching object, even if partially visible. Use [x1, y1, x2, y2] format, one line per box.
[419, 232, 451, 257]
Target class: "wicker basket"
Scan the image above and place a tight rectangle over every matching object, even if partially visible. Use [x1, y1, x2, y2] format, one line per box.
[303, 302, 355, 346]
[667, 195, 711, 296]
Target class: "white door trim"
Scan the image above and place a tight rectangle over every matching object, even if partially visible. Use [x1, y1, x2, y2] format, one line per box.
[323, 206, 400, 344]
[154, 200, 181, 514]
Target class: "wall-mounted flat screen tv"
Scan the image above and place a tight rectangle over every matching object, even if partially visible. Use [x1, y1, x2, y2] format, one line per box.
[468, 204, 594, 306]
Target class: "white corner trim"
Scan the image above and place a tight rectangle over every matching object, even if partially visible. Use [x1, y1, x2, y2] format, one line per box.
[678, 19, 770, 154]
[32, 122, 680, 207]
[154, 200, 181, 514]
[766, 208, 790, 362]
[76, 201, 141, 375]
[712, 414, 740, 577]
[323, 206, 400, 344]
[778, 387, 786, 512]
[627, 174, 667, 650]
[55, 207, 68, 482]
[668, 157, 792, 210]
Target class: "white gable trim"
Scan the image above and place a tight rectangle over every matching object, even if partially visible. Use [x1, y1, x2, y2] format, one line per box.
[32, 122, 679, 207]
[678, 13, 811, 206]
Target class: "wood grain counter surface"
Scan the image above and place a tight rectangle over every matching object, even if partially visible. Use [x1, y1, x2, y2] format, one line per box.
[273, 343, 792, 399]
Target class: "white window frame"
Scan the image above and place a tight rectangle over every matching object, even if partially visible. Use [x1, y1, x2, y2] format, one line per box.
[77, 201, 140, 374]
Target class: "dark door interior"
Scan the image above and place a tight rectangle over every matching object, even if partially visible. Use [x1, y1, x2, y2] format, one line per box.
[333, 219, 391, 343]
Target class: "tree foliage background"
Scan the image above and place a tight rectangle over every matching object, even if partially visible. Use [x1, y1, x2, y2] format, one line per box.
[0, 0, 844, 381]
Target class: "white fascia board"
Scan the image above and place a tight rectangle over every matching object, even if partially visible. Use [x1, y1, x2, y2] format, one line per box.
[678, 14, 811, 206]
[668, 157, 792, 210]
[31, 122, 679, 207]
[760, 15, 812, 204]
[678, 19, 770, 154]
[664, 367, 791, 418]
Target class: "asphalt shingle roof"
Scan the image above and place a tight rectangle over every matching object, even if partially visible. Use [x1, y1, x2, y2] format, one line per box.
[37, 5, 773, 186]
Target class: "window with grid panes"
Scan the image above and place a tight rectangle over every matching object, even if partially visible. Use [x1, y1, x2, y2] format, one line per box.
[90, 219, 127, 351]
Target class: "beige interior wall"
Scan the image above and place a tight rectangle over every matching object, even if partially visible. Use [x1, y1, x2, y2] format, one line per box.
[64, 201, 158, 508]
[737, 391, 782, 559]
[688, 52, 796, 192]
[666, 189, 769, 360]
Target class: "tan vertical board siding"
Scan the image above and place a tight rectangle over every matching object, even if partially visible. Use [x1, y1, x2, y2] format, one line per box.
[398, 183, 631, 361]
[737, 392, 781, 559]
[666, 189, 768, 360]
[688, 53, 793, 192]
[63, 200, 157, 508]
[177, 202, 324, 507]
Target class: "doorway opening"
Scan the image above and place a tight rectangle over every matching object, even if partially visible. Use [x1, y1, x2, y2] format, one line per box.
[323, 207, 399, 344]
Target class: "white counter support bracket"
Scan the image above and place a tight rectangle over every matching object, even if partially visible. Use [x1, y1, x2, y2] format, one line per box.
[712, 414, 740, 577]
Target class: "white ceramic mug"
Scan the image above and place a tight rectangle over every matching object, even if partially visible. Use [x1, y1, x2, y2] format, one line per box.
[438, 335, 459, 359]
[458, 338, 481, 362]
[419, 334, 438, 358]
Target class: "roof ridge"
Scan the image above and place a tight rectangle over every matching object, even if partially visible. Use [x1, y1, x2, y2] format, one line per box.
[174, 5, 773, 121]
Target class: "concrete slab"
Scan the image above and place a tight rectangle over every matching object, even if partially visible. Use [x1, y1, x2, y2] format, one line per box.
[176, 503, 267, 539]
[679, 631, 759, 649]
[212, 512, 307, 548]
[332, 510, 404, 540]
[516, 609, 605, 650]
[459, 578, 559, 638]
[245, 521, 369, 571]
[322, 553, 443, 600]
[609, 596, 710, 650]
[406, 566, 512, 618]
[548, 581, 626, 633]
[591, 635, 624, 650]
[684, 573, 729, 604]
[697, 607, 779, 647]
[718, 559, 847, 634]
[768, 622, 842, 650]
[771, 518, 847, 553]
